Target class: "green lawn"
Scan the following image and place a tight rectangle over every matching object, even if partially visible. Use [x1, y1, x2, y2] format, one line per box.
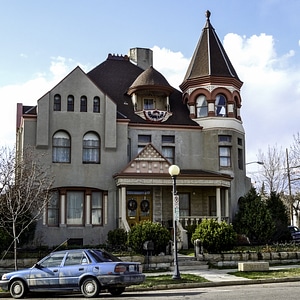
[230, 268, 300, 279]
[138, 274, 209, 288]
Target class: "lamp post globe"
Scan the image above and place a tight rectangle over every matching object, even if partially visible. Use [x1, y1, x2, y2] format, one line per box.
[169, 165, 180, 177]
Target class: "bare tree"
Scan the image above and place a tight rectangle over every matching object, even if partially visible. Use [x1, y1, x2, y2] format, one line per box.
[0, 146, 53, 269]
[256, 145, 288, 194]
[287, 133, 300, 224]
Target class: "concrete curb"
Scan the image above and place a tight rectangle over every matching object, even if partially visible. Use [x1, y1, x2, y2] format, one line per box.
[127, 276, 300, 291]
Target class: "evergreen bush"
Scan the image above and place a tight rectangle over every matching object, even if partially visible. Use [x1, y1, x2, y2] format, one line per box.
[191, 219, 237, 253]
[107, 228, 128, 251]
[127, 221, 171, 255]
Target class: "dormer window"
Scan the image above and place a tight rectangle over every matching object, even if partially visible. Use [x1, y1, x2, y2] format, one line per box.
[143, 98, 154, 110]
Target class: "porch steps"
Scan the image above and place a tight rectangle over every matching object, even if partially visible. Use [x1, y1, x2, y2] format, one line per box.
[170, 255, 209, 271]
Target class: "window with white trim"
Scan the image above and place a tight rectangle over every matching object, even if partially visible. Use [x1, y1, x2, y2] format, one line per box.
[52, 131, 71, 163]
[91, 192, 102, 225]
[47, 191, 59, 226]
[83, 132, 100, 164]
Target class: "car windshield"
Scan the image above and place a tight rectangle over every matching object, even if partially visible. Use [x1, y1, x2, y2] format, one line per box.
[87, 249, 121, 262]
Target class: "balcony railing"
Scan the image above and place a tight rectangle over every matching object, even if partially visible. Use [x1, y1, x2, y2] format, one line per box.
[179, 216, 229, 227]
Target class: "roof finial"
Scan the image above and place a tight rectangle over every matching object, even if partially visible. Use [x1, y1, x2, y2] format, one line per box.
[205, 10, 211, 21]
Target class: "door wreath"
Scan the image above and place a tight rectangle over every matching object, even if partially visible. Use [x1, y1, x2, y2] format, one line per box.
[140, 199, 150, 212]
[127, 199, 137, 211]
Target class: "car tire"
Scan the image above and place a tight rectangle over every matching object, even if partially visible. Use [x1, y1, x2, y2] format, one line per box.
[80, 277, 100, 298]
[108, 287, 125, 296]
[9, 279, 27, 299]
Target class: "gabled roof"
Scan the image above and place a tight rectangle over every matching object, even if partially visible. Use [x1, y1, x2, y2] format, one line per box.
[182, 10, 241, 83]
[115, 143, 171, 176]
[113, 143, 232, 187]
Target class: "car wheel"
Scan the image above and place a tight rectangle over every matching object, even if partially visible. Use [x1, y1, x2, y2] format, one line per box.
[108, 287, 125, 296]
[10, 280, 27, 299]
[80, 277, 100, 298]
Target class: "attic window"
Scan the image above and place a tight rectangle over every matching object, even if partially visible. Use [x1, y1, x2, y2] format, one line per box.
[67, 95, 74, 112]
[54, 94, 61, 111]
[143, 98, 154, 110]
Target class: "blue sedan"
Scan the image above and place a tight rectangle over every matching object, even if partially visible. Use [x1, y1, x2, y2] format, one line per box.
[0, 249, 145, 298]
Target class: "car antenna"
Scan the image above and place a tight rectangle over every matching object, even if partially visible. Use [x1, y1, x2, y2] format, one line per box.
[51, 238, 70, 253]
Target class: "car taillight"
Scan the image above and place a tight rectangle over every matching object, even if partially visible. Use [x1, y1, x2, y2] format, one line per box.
[114, 264, 127, 273]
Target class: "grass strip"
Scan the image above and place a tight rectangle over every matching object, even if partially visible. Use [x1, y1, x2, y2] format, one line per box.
[230, 268, 300, 279]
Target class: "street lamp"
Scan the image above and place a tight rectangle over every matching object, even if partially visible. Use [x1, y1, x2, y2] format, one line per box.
[168, 164, 181, 280]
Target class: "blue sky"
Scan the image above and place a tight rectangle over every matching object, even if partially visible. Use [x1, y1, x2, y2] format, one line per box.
[1, 0, 300, 171]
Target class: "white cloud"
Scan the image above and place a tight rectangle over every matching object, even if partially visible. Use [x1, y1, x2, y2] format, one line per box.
[0, 57, 82, 148]
[152, 46, 190, 89]
[223, 33, 300, 162]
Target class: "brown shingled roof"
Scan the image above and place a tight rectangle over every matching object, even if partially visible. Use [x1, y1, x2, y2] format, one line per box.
[87, 54, 198, 126]
[127, 66, 174, 95]
[182, 10, 240, 82]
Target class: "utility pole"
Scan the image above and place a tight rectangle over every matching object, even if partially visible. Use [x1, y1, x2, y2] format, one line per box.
[286, 148, 293, 225]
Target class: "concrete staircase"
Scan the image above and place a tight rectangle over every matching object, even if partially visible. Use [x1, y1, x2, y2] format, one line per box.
[170, 255, 209, 271]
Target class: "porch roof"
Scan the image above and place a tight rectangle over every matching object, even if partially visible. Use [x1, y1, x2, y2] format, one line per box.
[113, 169, 232, 188]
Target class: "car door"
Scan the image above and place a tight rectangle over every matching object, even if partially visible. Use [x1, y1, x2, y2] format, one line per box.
[59, 250, 89, 288]
[28, 252, 66, 290]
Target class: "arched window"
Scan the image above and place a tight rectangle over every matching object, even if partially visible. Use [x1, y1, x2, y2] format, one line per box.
[83, 132, 100, 163]
[80, 96, 87, 112]
[233, 96, 238, 118]
[196, 95, 208, 117]
[67, 95, 74, 112]
[93, 96, 100, 113]
[215, 94, 227, 117]
[52, 131, 71, 163]
[54, 94, 61, 111]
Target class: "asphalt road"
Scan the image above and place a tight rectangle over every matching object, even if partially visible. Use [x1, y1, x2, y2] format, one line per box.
[2, 282, 300, 299]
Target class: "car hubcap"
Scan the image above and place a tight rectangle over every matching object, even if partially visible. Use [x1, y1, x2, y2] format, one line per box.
[14, 285, 21, 295]
[86, 282, 95, 293]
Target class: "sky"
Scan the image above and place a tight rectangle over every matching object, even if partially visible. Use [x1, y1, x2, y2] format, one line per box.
[1, 0, 300, 173]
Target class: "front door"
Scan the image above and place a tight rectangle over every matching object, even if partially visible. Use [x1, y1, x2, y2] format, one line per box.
[126, 190, 152, 227]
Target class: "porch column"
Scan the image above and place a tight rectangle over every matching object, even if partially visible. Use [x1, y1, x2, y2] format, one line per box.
[121, 187, 127, 224]
[216, 187, 221, 222]
[60, 194, 66, 226]
[225, 188, 229, 219]
[85, 194, 91, 226]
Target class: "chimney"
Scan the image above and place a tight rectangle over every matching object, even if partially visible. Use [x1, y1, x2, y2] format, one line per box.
[129, 47, 153, 70]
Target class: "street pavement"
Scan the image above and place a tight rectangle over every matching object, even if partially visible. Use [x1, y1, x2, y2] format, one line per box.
[1, 264, 300, 297]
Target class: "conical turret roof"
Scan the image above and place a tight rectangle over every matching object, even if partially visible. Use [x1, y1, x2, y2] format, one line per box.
[181, 10, 241, 87]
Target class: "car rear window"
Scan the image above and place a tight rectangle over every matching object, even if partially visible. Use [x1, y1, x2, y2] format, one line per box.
[88, 249, 121, 262]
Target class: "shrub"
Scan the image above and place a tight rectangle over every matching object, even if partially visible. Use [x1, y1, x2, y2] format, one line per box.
[107, 228, 128, 251]
[233, 187, 275, 244]
[128, 221, 171, 255]
[191, 219, 237, 253]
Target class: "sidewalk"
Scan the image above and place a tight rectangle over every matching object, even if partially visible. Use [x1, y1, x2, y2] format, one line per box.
[138, 264, 300, 291]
